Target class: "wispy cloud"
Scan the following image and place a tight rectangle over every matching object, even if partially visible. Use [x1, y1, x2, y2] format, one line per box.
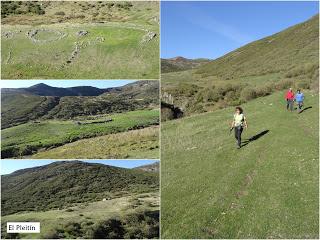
[180, 4, 253, 45]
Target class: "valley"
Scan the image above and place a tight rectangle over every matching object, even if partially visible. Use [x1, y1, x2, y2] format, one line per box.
[160, 12, 319, 238]
[1, 81, 160, 159]
[161, 15, 318, 117]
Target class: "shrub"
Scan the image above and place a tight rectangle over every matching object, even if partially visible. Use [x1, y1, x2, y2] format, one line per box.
[55, 11, 65, 15]
[91, 219, 125, 239]
[275, 79, 294, 90]
[255, 84, 273, 97]
[240, 88, 257, 101]
[296, 81, 311, 90]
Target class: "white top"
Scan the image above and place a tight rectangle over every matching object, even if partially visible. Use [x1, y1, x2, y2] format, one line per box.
[234, 113, 245, 127]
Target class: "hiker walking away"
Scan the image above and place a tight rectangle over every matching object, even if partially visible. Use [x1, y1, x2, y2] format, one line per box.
[285, 88, 295, 111]
[231, 107, 248, 149]
[295, 89, 305, 113]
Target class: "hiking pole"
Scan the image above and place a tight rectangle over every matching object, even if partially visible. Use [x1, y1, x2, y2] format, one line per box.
[229, 127, 234, 134]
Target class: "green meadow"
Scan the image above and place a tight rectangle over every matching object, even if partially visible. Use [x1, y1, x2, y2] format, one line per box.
[1, 23, 159, 79]
[2, 109, 159, 159]
[161, 91, 318, 238]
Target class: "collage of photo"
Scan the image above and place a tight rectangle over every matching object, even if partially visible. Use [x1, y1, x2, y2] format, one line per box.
[1, 1, 319, 239]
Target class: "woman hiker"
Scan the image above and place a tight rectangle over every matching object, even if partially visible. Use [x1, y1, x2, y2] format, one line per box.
[230, 107, 248, 149]
[285, 88, 295, 111]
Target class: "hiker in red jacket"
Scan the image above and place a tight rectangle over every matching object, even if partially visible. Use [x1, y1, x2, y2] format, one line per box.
[285, 88, 295, 111]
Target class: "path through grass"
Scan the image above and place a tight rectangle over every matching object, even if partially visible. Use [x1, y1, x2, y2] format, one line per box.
[161, 91, 318, 238]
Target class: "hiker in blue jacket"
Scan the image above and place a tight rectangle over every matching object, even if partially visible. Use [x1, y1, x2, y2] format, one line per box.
[295, 89, 305, 113]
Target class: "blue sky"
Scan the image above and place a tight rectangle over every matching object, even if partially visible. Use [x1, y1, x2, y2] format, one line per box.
[0, 80, 136, 89]
[161, 1, 319, 59]
[1, 160, 159, 175]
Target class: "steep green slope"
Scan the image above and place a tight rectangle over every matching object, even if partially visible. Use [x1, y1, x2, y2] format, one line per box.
[161, 15, 319, 115]
[1, 92, 59, 129]
[161, 91, 318, 238]
[196, 15, 318, 81]
[1, 161, 159, 216]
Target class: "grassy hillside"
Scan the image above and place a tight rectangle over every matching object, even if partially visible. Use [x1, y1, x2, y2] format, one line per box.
[161, 57, 210, 73]
[31, 126, 159, 159]
[1, 193, 159, 239]
[1, 1, 159, 26]
[161, 91, 318, 238]
[1, 161, 159, 216]
[1, 160, 159, 239]
[1, 1, 159, 79]
[1, 92, 59, 129]
[1, 81, 159, 129]
[135, 162, 159, 172]
[161, 15, 319, 115]
[196, 15, 318, 80]
[2, 109, 159, 158]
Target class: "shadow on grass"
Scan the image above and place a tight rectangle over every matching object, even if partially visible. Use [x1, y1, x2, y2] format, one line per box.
[242, 130, 269, 147]
[299, 106, 312, 114]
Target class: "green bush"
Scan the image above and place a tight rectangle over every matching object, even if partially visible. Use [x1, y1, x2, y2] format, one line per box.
[240, 88, 257, 101]
[296, 81, 311, 90]
[91, 219, 125, 239]
[55, 11, 65, 15]
[275, 79, 294, 90]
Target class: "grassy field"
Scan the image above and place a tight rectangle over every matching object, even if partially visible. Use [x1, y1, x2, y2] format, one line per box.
[31, 126, 159, 159]
[1, 22, 159, 79]
[2, 192, 159, 239]
[161, 91, 318, 238]
[2, 109, 159, 158]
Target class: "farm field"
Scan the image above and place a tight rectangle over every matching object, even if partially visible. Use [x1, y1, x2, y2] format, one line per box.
[161, 91, 319, 238]
[2, 109, 159, 159]
[1, 1, 159, 79]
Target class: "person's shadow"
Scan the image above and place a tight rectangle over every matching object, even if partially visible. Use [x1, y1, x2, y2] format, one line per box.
[299, 106, 312, 114]
[241, 130, 269, 147]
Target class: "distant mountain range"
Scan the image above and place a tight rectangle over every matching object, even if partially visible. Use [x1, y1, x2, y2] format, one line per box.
[1, 81, 159, 129]
[1, 161, 159, 216]
[2, 83, 110, 97]
[161, 57, 211, 73]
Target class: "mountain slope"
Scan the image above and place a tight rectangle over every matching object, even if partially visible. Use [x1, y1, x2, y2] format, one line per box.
[135, 162, 159, 172]
[1, 81, 159, 128]
[161, 91, 318, 238]
[196, 15, 319, 80]
[1, 161, 159, 216]
[161, 57, 211, 73]
[161, 15, 319, 116]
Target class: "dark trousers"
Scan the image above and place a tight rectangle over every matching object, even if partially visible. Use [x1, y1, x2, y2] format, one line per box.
[297, 101, 303, 111]
[286, 99, 293, 111]
[234, 126, 243, 147]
